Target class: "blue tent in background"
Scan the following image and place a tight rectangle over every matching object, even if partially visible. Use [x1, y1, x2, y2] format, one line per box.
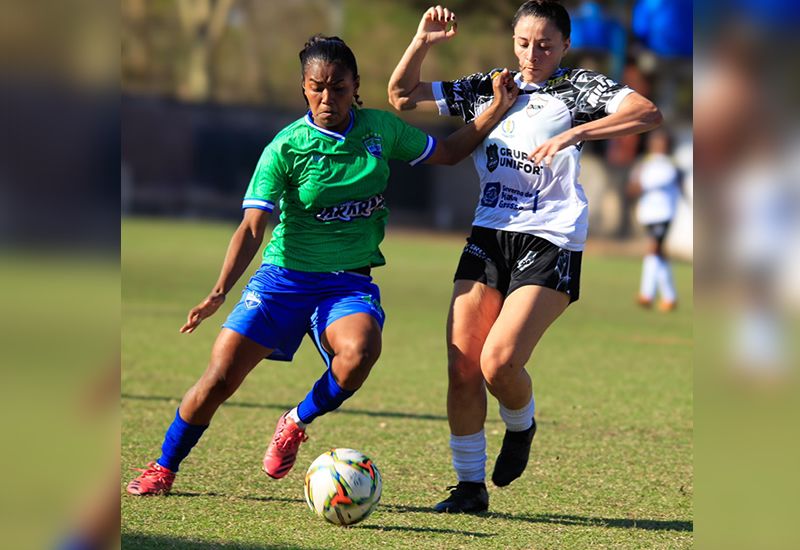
[570, 1, 625, 52]
[632, 0, 693, 57]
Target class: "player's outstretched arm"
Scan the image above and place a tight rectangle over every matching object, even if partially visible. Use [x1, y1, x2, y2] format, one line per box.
[180, 208, 270, 333]
[425, 69, 518, 166]
[529, 92, 662, 166]
[388, 5, 456, 111]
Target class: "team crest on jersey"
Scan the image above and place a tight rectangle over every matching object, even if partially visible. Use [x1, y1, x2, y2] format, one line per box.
[525, 97, 546, 117]
[480, 181, 501, 207]
[244, 291, 261, 310]
[362, 134, 383, 159]
[486, 143, 499, 172]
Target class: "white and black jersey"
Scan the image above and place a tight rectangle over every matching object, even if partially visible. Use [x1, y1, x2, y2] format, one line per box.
[433, 68, 633, 251]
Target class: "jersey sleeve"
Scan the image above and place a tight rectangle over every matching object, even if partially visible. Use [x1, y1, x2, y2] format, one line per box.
[571, 69, 634, 121]
[242, 138, 290, 212]
[380, 111, 436, 166]
[431, 70, 498, 123]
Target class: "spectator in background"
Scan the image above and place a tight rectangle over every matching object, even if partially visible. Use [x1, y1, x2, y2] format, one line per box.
[627, 128, 681, 311]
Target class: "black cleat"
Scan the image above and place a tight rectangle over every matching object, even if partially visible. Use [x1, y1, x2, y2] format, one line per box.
[491, 417, 537, 487]
[433, 481, 489, 513]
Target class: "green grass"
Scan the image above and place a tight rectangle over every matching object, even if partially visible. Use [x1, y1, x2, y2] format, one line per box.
[122, 217, 693, 549]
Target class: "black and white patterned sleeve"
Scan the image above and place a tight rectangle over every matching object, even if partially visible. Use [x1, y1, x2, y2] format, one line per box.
[431, 71, 497, 124]
[571, 69, 634, 122]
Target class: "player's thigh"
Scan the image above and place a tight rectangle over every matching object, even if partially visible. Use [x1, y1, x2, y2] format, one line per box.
[482, 285, 570, 369]
[321, 312, 383, 365]
[204, 328, 274, 387]
[448, 279, 503, 365]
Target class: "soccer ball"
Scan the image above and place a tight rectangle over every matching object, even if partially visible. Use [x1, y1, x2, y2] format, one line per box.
[303, 448, 382, 526]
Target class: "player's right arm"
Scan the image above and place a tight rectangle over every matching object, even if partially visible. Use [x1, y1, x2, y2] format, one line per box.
[388, 6, 456, 111]
[180, 208, 270, 333]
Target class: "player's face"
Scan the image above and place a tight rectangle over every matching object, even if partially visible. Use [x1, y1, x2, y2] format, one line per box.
[513, 16, 570, 84]
[303, 61, 359, 133]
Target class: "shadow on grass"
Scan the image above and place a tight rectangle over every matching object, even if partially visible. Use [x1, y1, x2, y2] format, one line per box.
[383, 504, 692, 533]
[357, 524, 494, 537]
[121, 533, 310, 549]
[122, 393, 448, 421]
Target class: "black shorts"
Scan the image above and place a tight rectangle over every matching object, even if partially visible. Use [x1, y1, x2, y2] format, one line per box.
[645, 221, 671, 244]
[453, 226, 582, 303]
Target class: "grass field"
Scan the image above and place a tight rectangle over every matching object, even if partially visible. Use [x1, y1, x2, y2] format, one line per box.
[122, 217, 693, 549]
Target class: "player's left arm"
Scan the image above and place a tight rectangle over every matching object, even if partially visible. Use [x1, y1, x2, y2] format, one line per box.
[425, 69, 519, 166]
[530, 92, 662, 166]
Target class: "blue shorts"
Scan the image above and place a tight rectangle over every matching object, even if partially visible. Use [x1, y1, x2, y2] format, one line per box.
[222, 264, 385, 365]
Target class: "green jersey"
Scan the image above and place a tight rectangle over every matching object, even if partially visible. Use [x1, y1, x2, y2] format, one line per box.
[243, 108, 435, 272]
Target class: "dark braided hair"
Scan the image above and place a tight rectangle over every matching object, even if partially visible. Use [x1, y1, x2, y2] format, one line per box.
[512, 0, 571, 39]
[299, 34, 362, 106]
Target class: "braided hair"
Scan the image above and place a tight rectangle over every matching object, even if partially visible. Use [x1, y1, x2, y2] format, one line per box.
[512, 1, 571, 39]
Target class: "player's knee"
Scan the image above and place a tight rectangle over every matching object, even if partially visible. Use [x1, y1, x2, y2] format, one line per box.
[334, 339, 380, 387]
[480, 349, 515, 389]
[447, 346, 483, 391]
[194, 373, 238, 404]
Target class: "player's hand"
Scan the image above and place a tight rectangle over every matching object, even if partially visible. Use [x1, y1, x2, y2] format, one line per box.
[415, 5, 457, 45]
[180, 292, 226, 333]
[490, 68, 519, 112]
[529, 130, 580, 166]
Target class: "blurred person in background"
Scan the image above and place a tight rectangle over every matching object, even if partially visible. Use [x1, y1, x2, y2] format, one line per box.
[627, 128, 681, 311]
[388, 1, 662, 513]
[126, 34, 518, 496]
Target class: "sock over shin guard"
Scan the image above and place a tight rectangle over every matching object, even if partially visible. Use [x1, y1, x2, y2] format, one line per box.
[157, 409, 209, 472]
[450, 430, 487, 483]
[499, 397, 535, 432]
[296, 368, 355, 425]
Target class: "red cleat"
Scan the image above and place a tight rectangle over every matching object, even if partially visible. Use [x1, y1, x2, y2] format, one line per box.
[262, 412, 308, 479]
[126, 462, 175, 496]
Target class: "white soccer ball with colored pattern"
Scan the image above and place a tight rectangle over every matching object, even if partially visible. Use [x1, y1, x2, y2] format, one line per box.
[303, 448, 382, 526]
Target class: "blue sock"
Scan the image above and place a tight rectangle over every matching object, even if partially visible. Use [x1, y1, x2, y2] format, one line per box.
[157, 409, 208, 472]
[296, 369, 355, 425]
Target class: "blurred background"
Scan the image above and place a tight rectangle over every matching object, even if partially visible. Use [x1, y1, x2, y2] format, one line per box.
[120, 0, 693, 260]
[3, 0, 800, 548]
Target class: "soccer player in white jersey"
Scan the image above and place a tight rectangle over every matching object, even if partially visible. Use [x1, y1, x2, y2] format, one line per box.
[627, 128, 682, 311]
[388, 1, 662, 513]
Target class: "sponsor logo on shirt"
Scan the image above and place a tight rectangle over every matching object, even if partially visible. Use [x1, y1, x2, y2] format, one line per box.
[486, 143, 499, 172]
[480, 181, 501, 207]
[480, 182, 540, 212]
[315, 193, 386, 222]
[362, 134, 383, 159]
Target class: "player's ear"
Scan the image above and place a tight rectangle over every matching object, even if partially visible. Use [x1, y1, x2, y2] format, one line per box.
[353, 75, 360, 94]
[563, 37, 571, 55]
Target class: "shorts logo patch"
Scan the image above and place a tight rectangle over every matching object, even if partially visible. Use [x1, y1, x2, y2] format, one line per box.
[516, 250, 538, 272]
[486, 143, 499, 172]
[480, 181, 501, 207]
[244, 291, 261, 310]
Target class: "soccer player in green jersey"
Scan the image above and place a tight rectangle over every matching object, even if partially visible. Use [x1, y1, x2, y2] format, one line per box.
[127, 34, 518, 495]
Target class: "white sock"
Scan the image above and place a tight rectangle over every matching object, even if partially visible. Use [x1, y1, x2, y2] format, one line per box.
[499, 396, 535, 432]
[640, 254, 658, 300]
[655, 255, 677, 302]
[450, 431, 486, 483]
[286, 407, 307, 429]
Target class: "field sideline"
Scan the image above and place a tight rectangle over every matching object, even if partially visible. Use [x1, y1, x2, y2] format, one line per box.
[122, 217, 692, 549]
